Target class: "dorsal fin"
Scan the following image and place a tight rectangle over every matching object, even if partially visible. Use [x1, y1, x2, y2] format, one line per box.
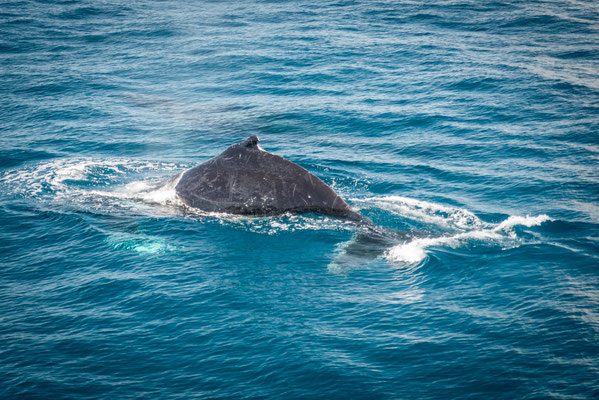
[241, 135, 259, 148]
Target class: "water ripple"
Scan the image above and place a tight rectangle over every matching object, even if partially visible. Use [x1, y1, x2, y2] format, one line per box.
[1, 0, 598, 398]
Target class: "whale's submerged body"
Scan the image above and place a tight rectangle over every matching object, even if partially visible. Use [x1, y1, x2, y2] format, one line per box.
[175, 135, 362, 220]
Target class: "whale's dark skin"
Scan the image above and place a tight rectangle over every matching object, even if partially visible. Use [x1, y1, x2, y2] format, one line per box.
[172, 135, 418, 271]
[175, 135, 363, 220]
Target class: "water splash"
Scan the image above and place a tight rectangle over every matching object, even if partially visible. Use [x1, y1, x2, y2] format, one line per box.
[332, 196, 552, 269]
[2, 160, 552, 265]
[353, 196, 488, 230]
[0, 158, 182, 195]
[0, 158, 187, 216]
[376, 195, 552, 264]
[0, 158, 358, 235]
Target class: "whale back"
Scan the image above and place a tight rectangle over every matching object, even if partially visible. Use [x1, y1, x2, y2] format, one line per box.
[175, 136, 360, 219]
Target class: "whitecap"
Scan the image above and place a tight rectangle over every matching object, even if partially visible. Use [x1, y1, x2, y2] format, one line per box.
[353, 195, 488, 230]
[385, 212, 552, 265]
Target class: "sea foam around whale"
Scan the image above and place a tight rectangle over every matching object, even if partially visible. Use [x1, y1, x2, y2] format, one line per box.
[1, 159, 551, 263]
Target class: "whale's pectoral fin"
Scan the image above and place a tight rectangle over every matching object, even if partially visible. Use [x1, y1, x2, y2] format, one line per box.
[328, 227, 410, 274]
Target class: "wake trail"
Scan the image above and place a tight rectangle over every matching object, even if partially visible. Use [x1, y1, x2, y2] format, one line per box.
[2, 159, 552, 264]
[352, 196, 551, 265]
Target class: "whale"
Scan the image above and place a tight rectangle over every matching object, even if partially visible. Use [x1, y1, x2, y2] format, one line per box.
[174, 135, 363, 220]
[170, 135, 417, 272]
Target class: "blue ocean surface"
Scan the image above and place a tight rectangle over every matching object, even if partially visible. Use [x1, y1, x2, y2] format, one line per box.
[1, 0, 599, 398]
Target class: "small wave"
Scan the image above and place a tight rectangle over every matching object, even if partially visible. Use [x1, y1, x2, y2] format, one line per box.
[89, 171, 185, 208]
[0, 158, 182, 197]
[0, 158, 359, 235]
[346, 196, 551, 267]
[386, 214, 551, 264]
[494, 214, 552, 231]
[2, 161, 553, 260]
[354, 195, 488, 230]
[0, 158, 189, 218]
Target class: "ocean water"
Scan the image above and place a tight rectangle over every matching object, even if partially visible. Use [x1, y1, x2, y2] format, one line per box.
[1, 0, 599, 398]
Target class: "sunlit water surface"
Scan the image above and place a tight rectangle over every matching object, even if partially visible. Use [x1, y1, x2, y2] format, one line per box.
[1, 0, 599, 398]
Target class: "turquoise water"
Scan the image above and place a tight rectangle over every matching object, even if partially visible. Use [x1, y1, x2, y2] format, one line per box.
[1, 0, 599, 398]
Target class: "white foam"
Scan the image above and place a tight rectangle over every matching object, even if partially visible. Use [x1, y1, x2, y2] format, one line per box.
[386, 229, 503, 263]
[0, 158, 188, 220]
[109, 172, 184, 206]
[0, 158, 181, 196]
[385, 213, 551, 264]
[50, 160, 96, 187]
[349, 196, 553, 266]
[494, 214, 552, 231]
[2, 162, 554, 258]
[354, 195, 488, 230]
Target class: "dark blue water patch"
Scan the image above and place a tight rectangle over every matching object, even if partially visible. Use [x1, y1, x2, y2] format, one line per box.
[189, 53, 281, 72]
[0, 149, 58, 169]
[56, 4, 133, 21]
[0, 17, 37, 29]
[16, 107, 112, 130]
[498, 13, 595, 33]
[543, 219, 599, 240]
[0, 39, 44, 55]
[1, 212, 98, 278]
[51, 140, 155, 158]
[1, 0, 599, 398]
[551, 48, 599, 60]
[33, 0, 79, 4]
[15, 80, 85, 96]
[442, 76, 503, 92]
